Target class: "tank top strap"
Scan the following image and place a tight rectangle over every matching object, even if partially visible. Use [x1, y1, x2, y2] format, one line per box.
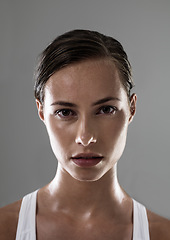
[15, 190, 38, 240]
[132, 199, 150, 240]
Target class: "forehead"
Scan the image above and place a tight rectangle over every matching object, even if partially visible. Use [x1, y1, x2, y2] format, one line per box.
[44, 58, 127, 104]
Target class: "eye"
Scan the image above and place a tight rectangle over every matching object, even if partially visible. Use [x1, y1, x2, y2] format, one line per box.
[96, 105, 117, 115]
[55, 109, 76, 119]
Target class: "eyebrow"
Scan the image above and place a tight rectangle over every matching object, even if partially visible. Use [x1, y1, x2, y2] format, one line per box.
[92, 97, 121, 106]
[50, 97, 121, 107]
[50, 101, 77, 107]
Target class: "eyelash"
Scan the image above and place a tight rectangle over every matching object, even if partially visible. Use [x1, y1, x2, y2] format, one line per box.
[97, 105, 117, 115]
[54, 109, 76, 119]
[54, 105, 117, 119]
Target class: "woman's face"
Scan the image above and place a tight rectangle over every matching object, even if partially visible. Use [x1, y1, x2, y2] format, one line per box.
[37, 58, 136, 182]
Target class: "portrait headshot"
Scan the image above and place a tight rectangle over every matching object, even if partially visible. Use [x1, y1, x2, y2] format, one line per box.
[0, 1, 170, 239]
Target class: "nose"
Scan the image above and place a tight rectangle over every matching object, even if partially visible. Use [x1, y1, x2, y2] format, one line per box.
[75, 135, 97, 147]
[75, 117, 97, 147]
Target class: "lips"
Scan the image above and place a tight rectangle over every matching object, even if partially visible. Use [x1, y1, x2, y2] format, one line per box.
[71, 153, 103, 167]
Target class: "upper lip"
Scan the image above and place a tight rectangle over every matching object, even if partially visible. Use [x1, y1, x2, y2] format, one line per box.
[71, 153, 103, 159]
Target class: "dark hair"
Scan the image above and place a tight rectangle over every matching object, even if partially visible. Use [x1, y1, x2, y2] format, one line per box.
[34, 29, 134, 104]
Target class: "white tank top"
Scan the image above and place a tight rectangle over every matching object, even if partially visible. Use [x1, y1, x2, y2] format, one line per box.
[15, 190, 150, 240]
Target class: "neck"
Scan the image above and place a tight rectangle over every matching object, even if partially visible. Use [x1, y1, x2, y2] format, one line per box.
[47, 164, 129, 216]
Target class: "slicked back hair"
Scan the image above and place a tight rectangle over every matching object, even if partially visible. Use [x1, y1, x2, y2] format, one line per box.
[34, 29, 134, 104]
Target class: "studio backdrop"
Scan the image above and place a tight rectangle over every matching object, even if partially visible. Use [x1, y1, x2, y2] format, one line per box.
[0, 0, 170, 218]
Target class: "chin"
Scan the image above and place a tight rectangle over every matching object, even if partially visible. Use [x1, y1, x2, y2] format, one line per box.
[70, 170, 107, 182]
[74, 177, 101, 182]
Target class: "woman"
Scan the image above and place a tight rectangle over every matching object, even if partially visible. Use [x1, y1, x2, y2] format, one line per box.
[0, 29, 170, 240]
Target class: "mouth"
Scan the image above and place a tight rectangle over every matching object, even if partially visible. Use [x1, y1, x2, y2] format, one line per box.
[71, 153, 103, 167]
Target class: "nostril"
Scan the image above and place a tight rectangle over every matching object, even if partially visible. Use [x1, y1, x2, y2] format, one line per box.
[88, 136, 97, 144]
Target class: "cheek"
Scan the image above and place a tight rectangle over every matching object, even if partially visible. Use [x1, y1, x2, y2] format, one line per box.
[105, 111, 128, 136]
[45, 117, 75, 156]
[102, 113, 129, 154]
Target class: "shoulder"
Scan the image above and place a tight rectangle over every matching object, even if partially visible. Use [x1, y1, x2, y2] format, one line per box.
[147, 209, 170, 240]
[0, 200, 22, 240]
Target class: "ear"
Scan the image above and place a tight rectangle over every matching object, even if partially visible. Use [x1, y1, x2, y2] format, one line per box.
[36, 100, 45, 122]
[129, 93, 137, 124]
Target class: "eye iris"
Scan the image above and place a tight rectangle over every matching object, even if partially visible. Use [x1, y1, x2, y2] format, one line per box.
[61, 109, 71, 116]
[103, 106, 112, 113]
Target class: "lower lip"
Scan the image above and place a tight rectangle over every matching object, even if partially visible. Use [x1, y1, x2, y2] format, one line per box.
[71, 158, 103, 167]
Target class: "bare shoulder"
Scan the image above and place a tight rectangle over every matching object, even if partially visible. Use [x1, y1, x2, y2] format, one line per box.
[147, 209, 170, 240]
[0, 200, 22, 240]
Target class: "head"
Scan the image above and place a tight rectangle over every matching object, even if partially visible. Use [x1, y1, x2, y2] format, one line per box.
[34, 30, 137, 182]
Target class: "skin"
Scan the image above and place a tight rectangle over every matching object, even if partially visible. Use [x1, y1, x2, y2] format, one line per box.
[0, 58, 170, 240]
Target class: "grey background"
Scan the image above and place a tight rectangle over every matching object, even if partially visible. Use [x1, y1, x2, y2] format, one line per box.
[0, 0, 170, 218]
